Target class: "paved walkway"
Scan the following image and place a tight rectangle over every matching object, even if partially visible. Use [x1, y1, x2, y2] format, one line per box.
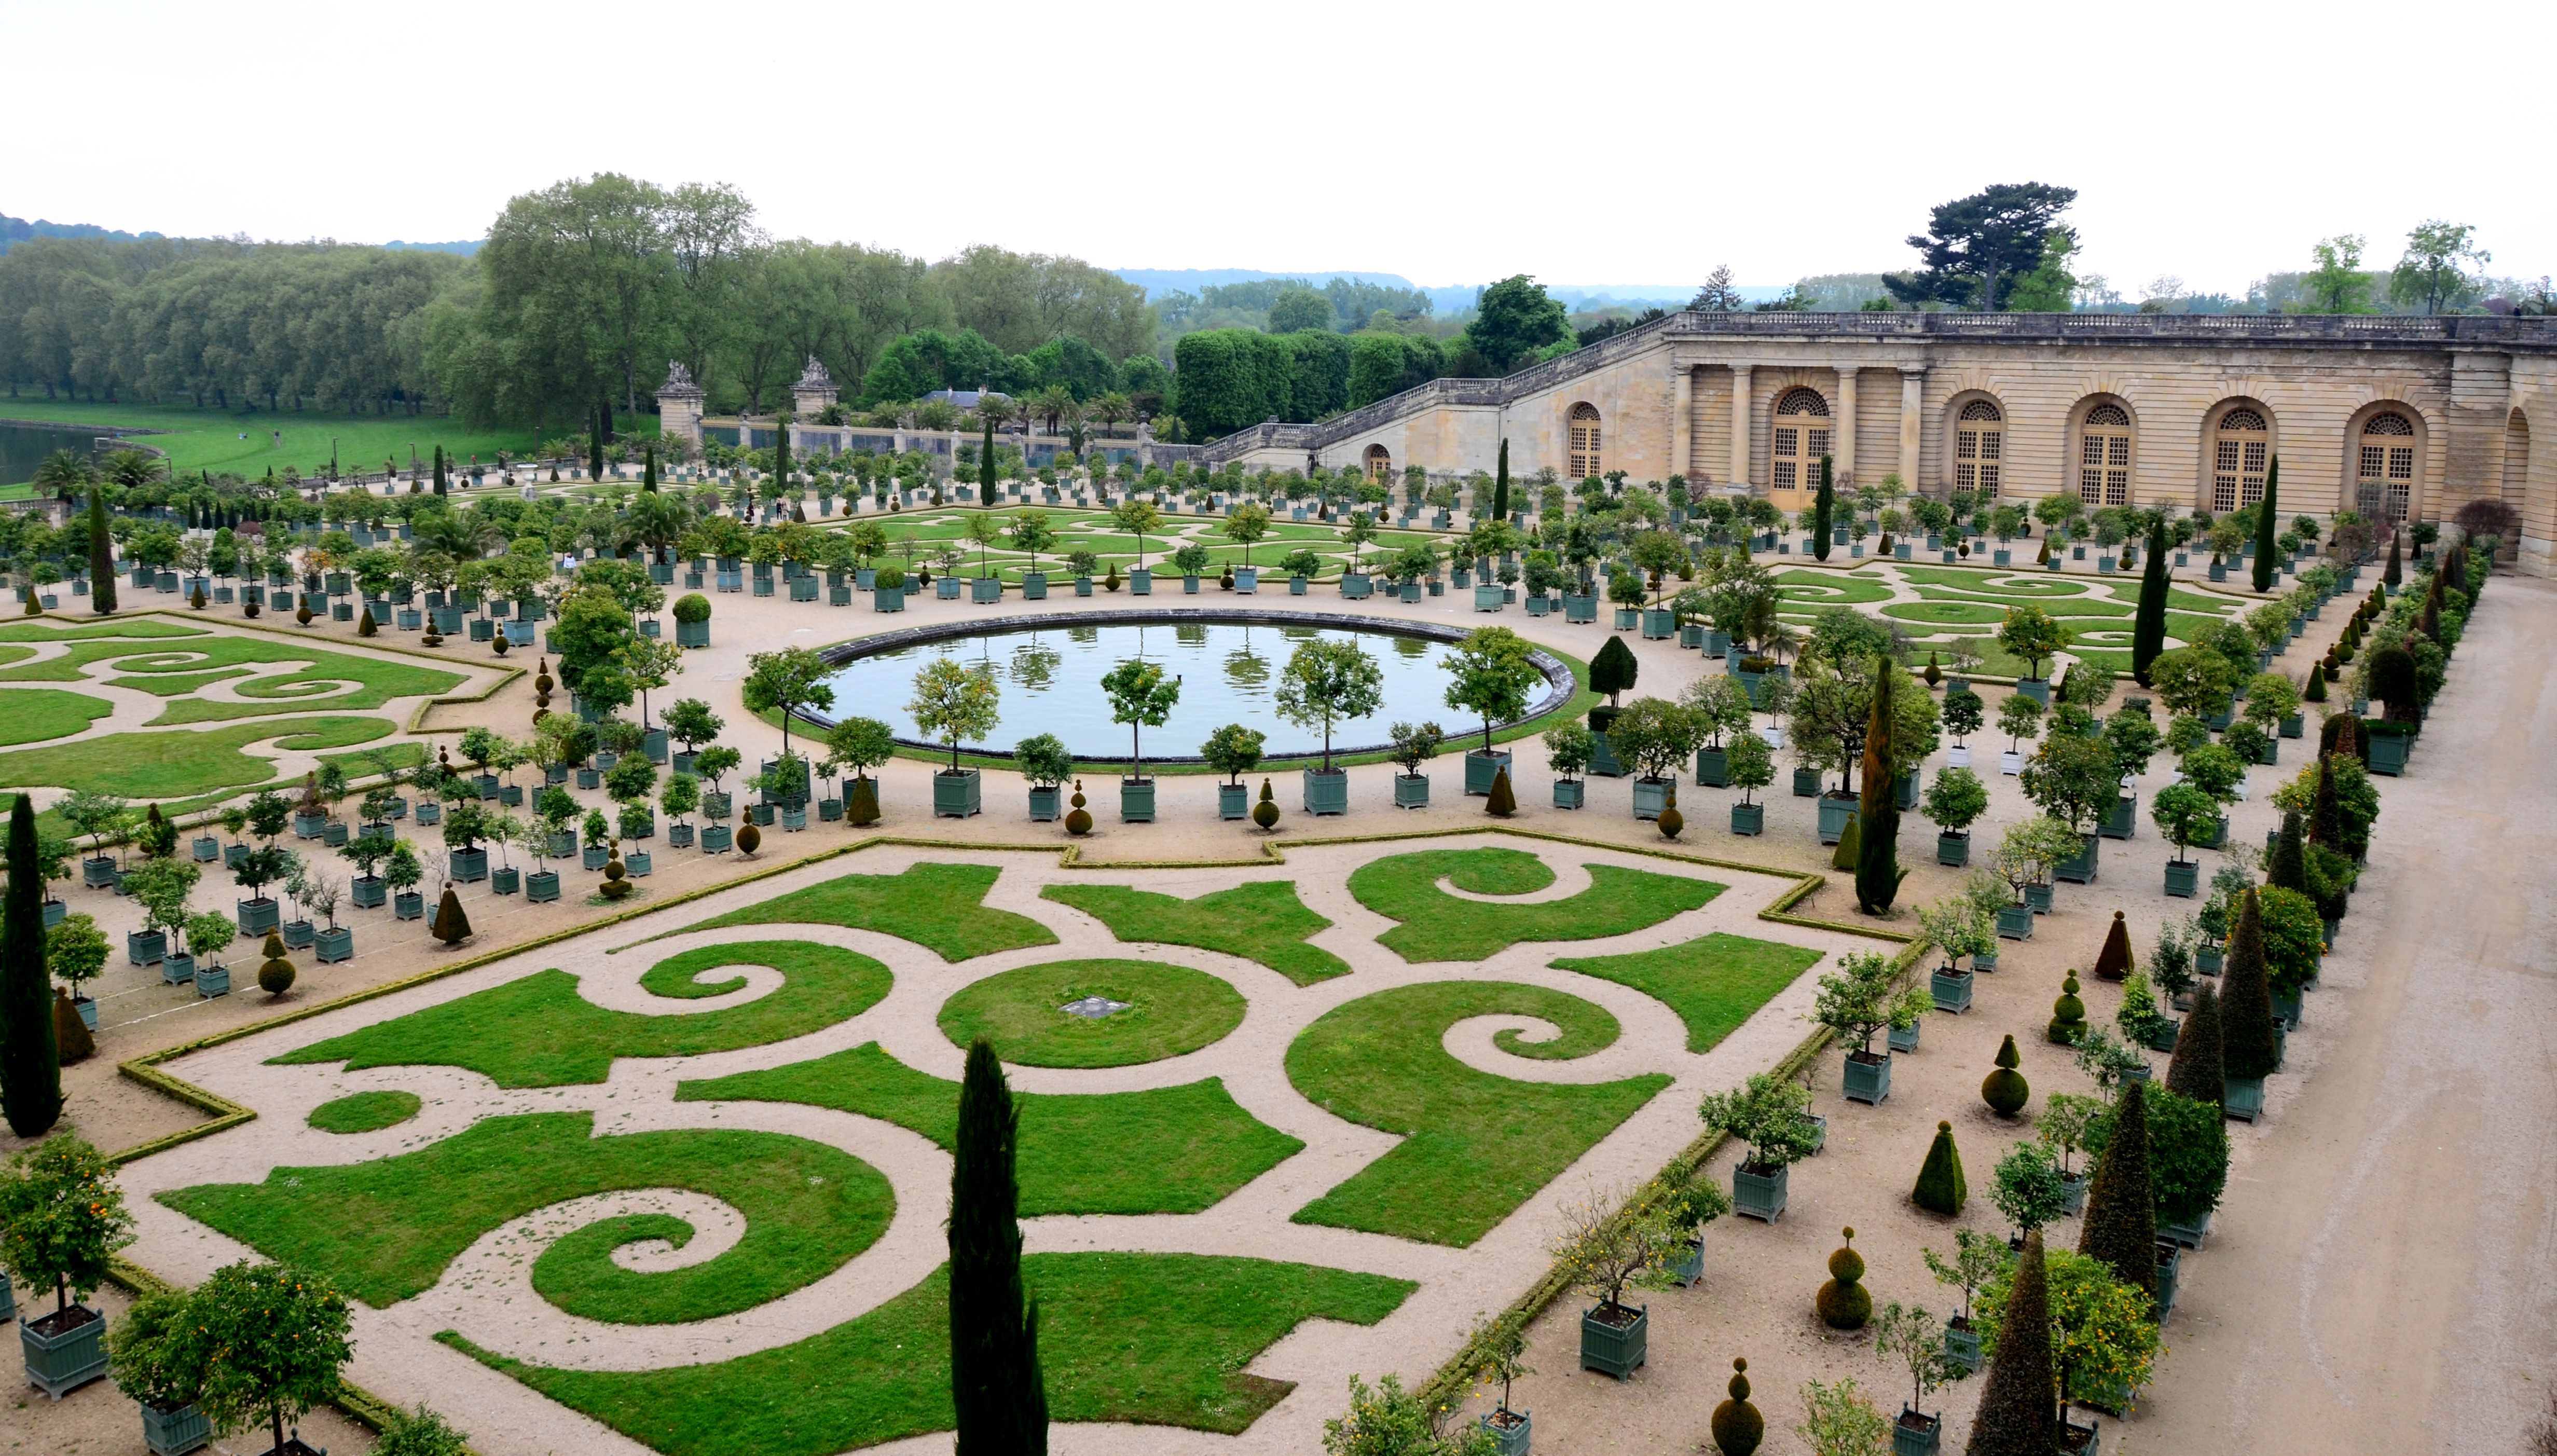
[2135, 573, 2557, 1454]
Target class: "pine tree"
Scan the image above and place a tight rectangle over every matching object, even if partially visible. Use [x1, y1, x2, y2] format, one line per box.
[1493, 438, 1510, 521]
[1965, 1230, 2055, 1456]
[2251, 457, 2280, 593]
[2219, 888, 2280, 1079]
[950, 1038, 1046, 1453]
[2165, 981, 2225, 1108]
[2093, 909, 2134, 981]
[2, 795, 63, 1136]
[2077, 1079, 2157, 1302]
[2131, 519, 2169, 684]
[1855, 650, 1905, 914]
[88, 491, 117, 614]
[2265, 809, 2307, 894]
[1912, 1120, 1967, 1214]
[1812, 456, 1835, 562]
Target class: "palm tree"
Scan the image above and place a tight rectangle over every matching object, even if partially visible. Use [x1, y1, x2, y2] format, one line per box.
[31, 450, 90, 504]
[1028, 386, 1075, 438]
[1091, 392, 1133, 434]
[977, 394, 1020, 433]
[102, 448, 165, 492]
[410, 509, 504, 562]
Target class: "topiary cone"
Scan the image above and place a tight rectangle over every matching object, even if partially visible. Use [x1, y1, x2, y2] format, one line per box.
[190, 584, 207, 611]
[1815, 1226, 1871, 1329]
[1486, 765, 1516, 818]
[1982, 1033, 2030, 1116]
[1911, 1120, 1967, 1215]
[52, 988, 94, 1063]
[1829, 811, 1860, 871]
[848, 774, 880, 827]
[1250, 776, 1279, 830]
[735, 821, 761, 857]
[1065, 779, 1093, 836]
[431, 885, 473, 943]
[2046, 970, 2087, 1045]
[1710, 1357, 1763, 1456]
[357, 605, 378, 637]
[2166, 980, 2226, 1109]
[258, 930, 296, 996]
[2093, 910, 2134, 981]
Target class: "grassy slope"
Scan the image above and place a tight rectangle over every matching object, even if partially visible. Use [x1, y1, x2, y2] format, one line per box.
[680, 1043, 1297, 1216]
[0, 687, 114, 746]
[0, 713, 394, 796]
[1346, 846, 1723, 963]
[682, 861, 1055, 961]
[1039, 881, 1349, 985]
[934, 958, 1247, 1068]
[273, 942, 892, 1088]
[447, 1252, 1415, 1455]
[1287, 980, 1670, 1246]
[1550, 932, 1825, 1053]
[0, 397, 544, 483]
[160, 1111, 892, 1324]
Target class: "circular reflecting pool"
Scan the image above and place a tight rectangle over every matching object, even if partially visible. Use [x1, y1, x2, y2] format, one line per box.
[819, 615, 1564, 762]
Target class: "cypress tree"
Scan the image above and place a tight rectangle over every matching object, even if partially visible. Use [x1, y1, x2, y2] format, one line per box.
[2265, 809, 2307, 894]
[2166, 981, 2225, 1108]
[2382, 531, 2401, 588]
[2220, 888, 2280, 1080]
[1812, 456, 1834, 562]
[1965, 1230, 2055, 1456]
[2130, 518, 2169, 684]
[2310, 754, 2343, 848]
[2077, 1079, 2157, 1302]
[432, 443, 447, 496]
[950, 1037, 1047, 1453]
[643, 443, 658, 493]
[1, 795, 63, 1136]
[1912, 1120, 1967, 1214]
[1493, 437, 1510, 522]
[2251, 456, 2279, 593]
[1854, 650, 1903, 913]
[590, 406, 608, 480]
[980, 417, 996, 499]
[88, 491, 117, 614]
[772, 420, 790, 502]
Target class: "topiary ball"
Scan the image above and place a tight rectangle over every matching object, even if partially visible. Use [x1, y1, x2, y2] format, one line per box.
[736, 822, 761, 856]
[1710, 1357, 1764, 1456]
[1657, 782, 1682, 839]
[2047, 971, 2088, 1045]
[1982, 1033, 2031, 1116]
[1251, 776, 1280, 830]
[1815, 1226, 1871, 1329]
[1065, 780, 1094, 836]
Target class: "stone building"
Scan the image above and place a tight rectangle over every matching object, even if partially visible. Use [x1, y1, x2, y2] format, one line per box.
[1201, 312, 2557, 574]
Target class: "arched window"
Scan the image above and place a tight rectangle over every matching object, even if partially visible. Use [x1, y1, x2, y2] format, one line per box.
[1363, 444, 1391, 485]
[2078, 403, 2133, 505]
[2356, 410, 2417, 522]
[1955, 399, 2004, 497]
[1770, 388, 1831, 493]
[2211, 407, 2270, 512]
[1568, 403, 1602, 479]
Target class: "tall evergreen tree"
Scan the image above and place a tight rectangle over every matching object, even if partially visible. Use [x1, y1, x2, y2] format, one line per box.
[2165, 980, 2225, 1109]
[643, 443, 658, 493]
[1812, 456, 1835, 562]
[2077, 1080, 2156, 1302]
[1493, 437, 1510, 521]
[2130, 518, 2170, 684]
[589, 405, 608, 480]
[2309, 754, 2343, 847]
[2383, 531, 2401, 588]
[980, 417, 996, 500]
[950, 1038, 1047, 1454]
[773, 420, 791, 502]
[2219, 888, 2280, 1080]
[2251, 457, 2280, 593]
[432, 443, 448, 496]
[88, 491, 116, 614]
[1, 795, 63, 1136]
[2265, 808, 2307, 894]
[1854, 650, 1904, 913]
[1965, 1230, 2055, 1456]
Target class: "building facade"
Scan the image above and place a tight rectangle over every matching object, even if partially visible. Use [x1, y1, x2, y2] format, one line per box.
[1200, 312, 2557, 574]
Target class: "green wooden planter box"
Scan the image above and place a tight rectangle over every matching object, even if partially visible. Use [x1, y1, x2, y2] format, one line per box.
[700, 825, 733, 852]
[2165, 859, 2199, 897]
[1218, 783, 1249, 820]
[1028, 786, 1062, 822]
[1732, 1162, 1788, 1221]
[1841, 1050, 1892, 1104]
[492, 867, 520, 895]
[1578, 1303, 1646, 1380]
[1695, 746, 1729, 787]
[1465, 749, 1513, 795]
[1480, 1409, 1532, 1456]
[2054, 834, 2100, 883]
[1997, 904, 2035, 939]
[1586, 733, 1624, 778]
[1943, 1321, 1983, 1372]
[2368, 732, 2409, 775]
[1393, 774, 1431, 809]
[934, 769, 983, 818]
[1630, 777, 1669, 820]
[1554, 778, 1586, 810]
[1937, 831, 1970, 866]
[1120, 778, 1158, 822]
[140, 1399, 211, 1455]
[1893, 1409, 1944, 1456]
[1792, 765, 1823, 798]
[194, 964, 229, 997]
[2224, 1076, 2266, 1123]
[1303, 768, 1349, 816]
[1818, 794, 1858, 843]
[21, 1306, 108, 1399]
[2099, 794, 2137, 840]
[1931, 967, 1973, 1012]
[1730, 801, 1764, 835]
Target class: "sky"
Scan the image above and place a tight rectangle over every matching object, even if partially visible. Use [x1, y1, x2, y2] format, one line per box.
[8, 0, 2551, 299]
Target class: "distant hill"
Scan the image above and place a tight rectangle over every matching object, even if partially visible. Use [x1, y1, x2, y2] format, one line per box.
[383, 239, 482, 255]
[1113, 267, 1780, 314]
[0, 213, 164, 253]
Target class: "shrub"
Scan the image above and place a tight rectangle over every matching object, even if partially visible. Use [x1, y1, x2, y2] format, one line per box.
[1064, 781, 1093, 836]
[2046, 971, 2087, 1045]
[737, 821, 762, 856]
[2089, 1083, 2227, 1234]
[2219, 888, 2280, 1079]
[2093, 909, 2134, 981]
[1251, 777, 1279, 830]
[1657, 781, 1683, 839]
[257, 931, 295, 996]
[1991, 1142, 2067, 1237]
[2163, 978, 2222, 1108]
[1982, 1033, 2030, 1115]
[1815, 1227, 1872, 1330]
[672, 593, 711, 625]
[2075, 1080, 2156, 1302]
[1711, 1358, 1765, 1456]
[1911, 1120, 1967, 1215]
[1487, 766, 1518, 818]
[1922, 766, 1988, 835]
[0, 1134, 133, 1313]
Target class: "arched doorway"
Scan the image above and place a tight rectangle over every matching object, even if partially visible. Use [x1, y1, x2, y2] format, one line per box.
[1770, 388, 1832, 499]
[2210, 406, 2271, 513]
[1364, 444, 1391, 485]
[2355, 410, 2418, 523]
[1568, 404, 1602, 480]
[2077, 402, 2133, 505]
[1954, 399, 2005, 497]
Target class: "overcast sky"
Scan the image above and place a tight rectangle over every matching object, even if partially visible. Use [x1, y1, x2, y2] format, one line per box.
[11, 0, 2550, 299]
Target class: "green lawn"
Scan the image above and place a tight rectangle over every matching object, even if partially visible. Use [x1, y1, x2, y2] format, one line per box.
[1040, 881, 1349, 985]
[1551, 933, 1826, 1053]
[1894, 565, 2092, 596]
[679, 1043, 1296, 1216]
[0, 399, 547, 484]
[448, 1252, 1414, 1456]
[0, 619, 204, 643]
[0, 688, 114, 746]
[1772, 570, 1895, 605]
[1286, 981, 1671, 1246]
[1347, 847, 1723, 963]
[306, 1090, 422, 1134]
[0, 714, 394, 796]
[160, 1111, 892, 1324]
[936, 959, 1246, 1068]
[274, 942, 892, 1088]
[0, 631, 465, 724]
[681, 861, 1056, 961]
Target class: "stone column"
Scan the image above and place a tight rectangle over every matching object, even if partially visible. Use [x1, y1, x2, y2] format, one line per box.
[1671, 364, 1694, 484]
[1835, 367, 1859, 485]
[1898, 368, 1926, 493]
[1729, 365, 1753, 489]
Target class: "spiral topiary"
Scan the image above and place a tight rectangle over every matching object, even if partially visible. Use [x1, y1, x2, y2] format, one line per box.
[1982, 1033, 2030, 1115]
[1657, 781, 1683, 839]
[2046, 970, 2087, 1045]
[257, 930, 296, 996]
[1250, 776, 1280, 830]
[1065, 779, 1094, 836]
[1710, 1357, 1764, 1455]
[1816, 1226, 1872, 1329]
[1912, 1120, 1967, 1215]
